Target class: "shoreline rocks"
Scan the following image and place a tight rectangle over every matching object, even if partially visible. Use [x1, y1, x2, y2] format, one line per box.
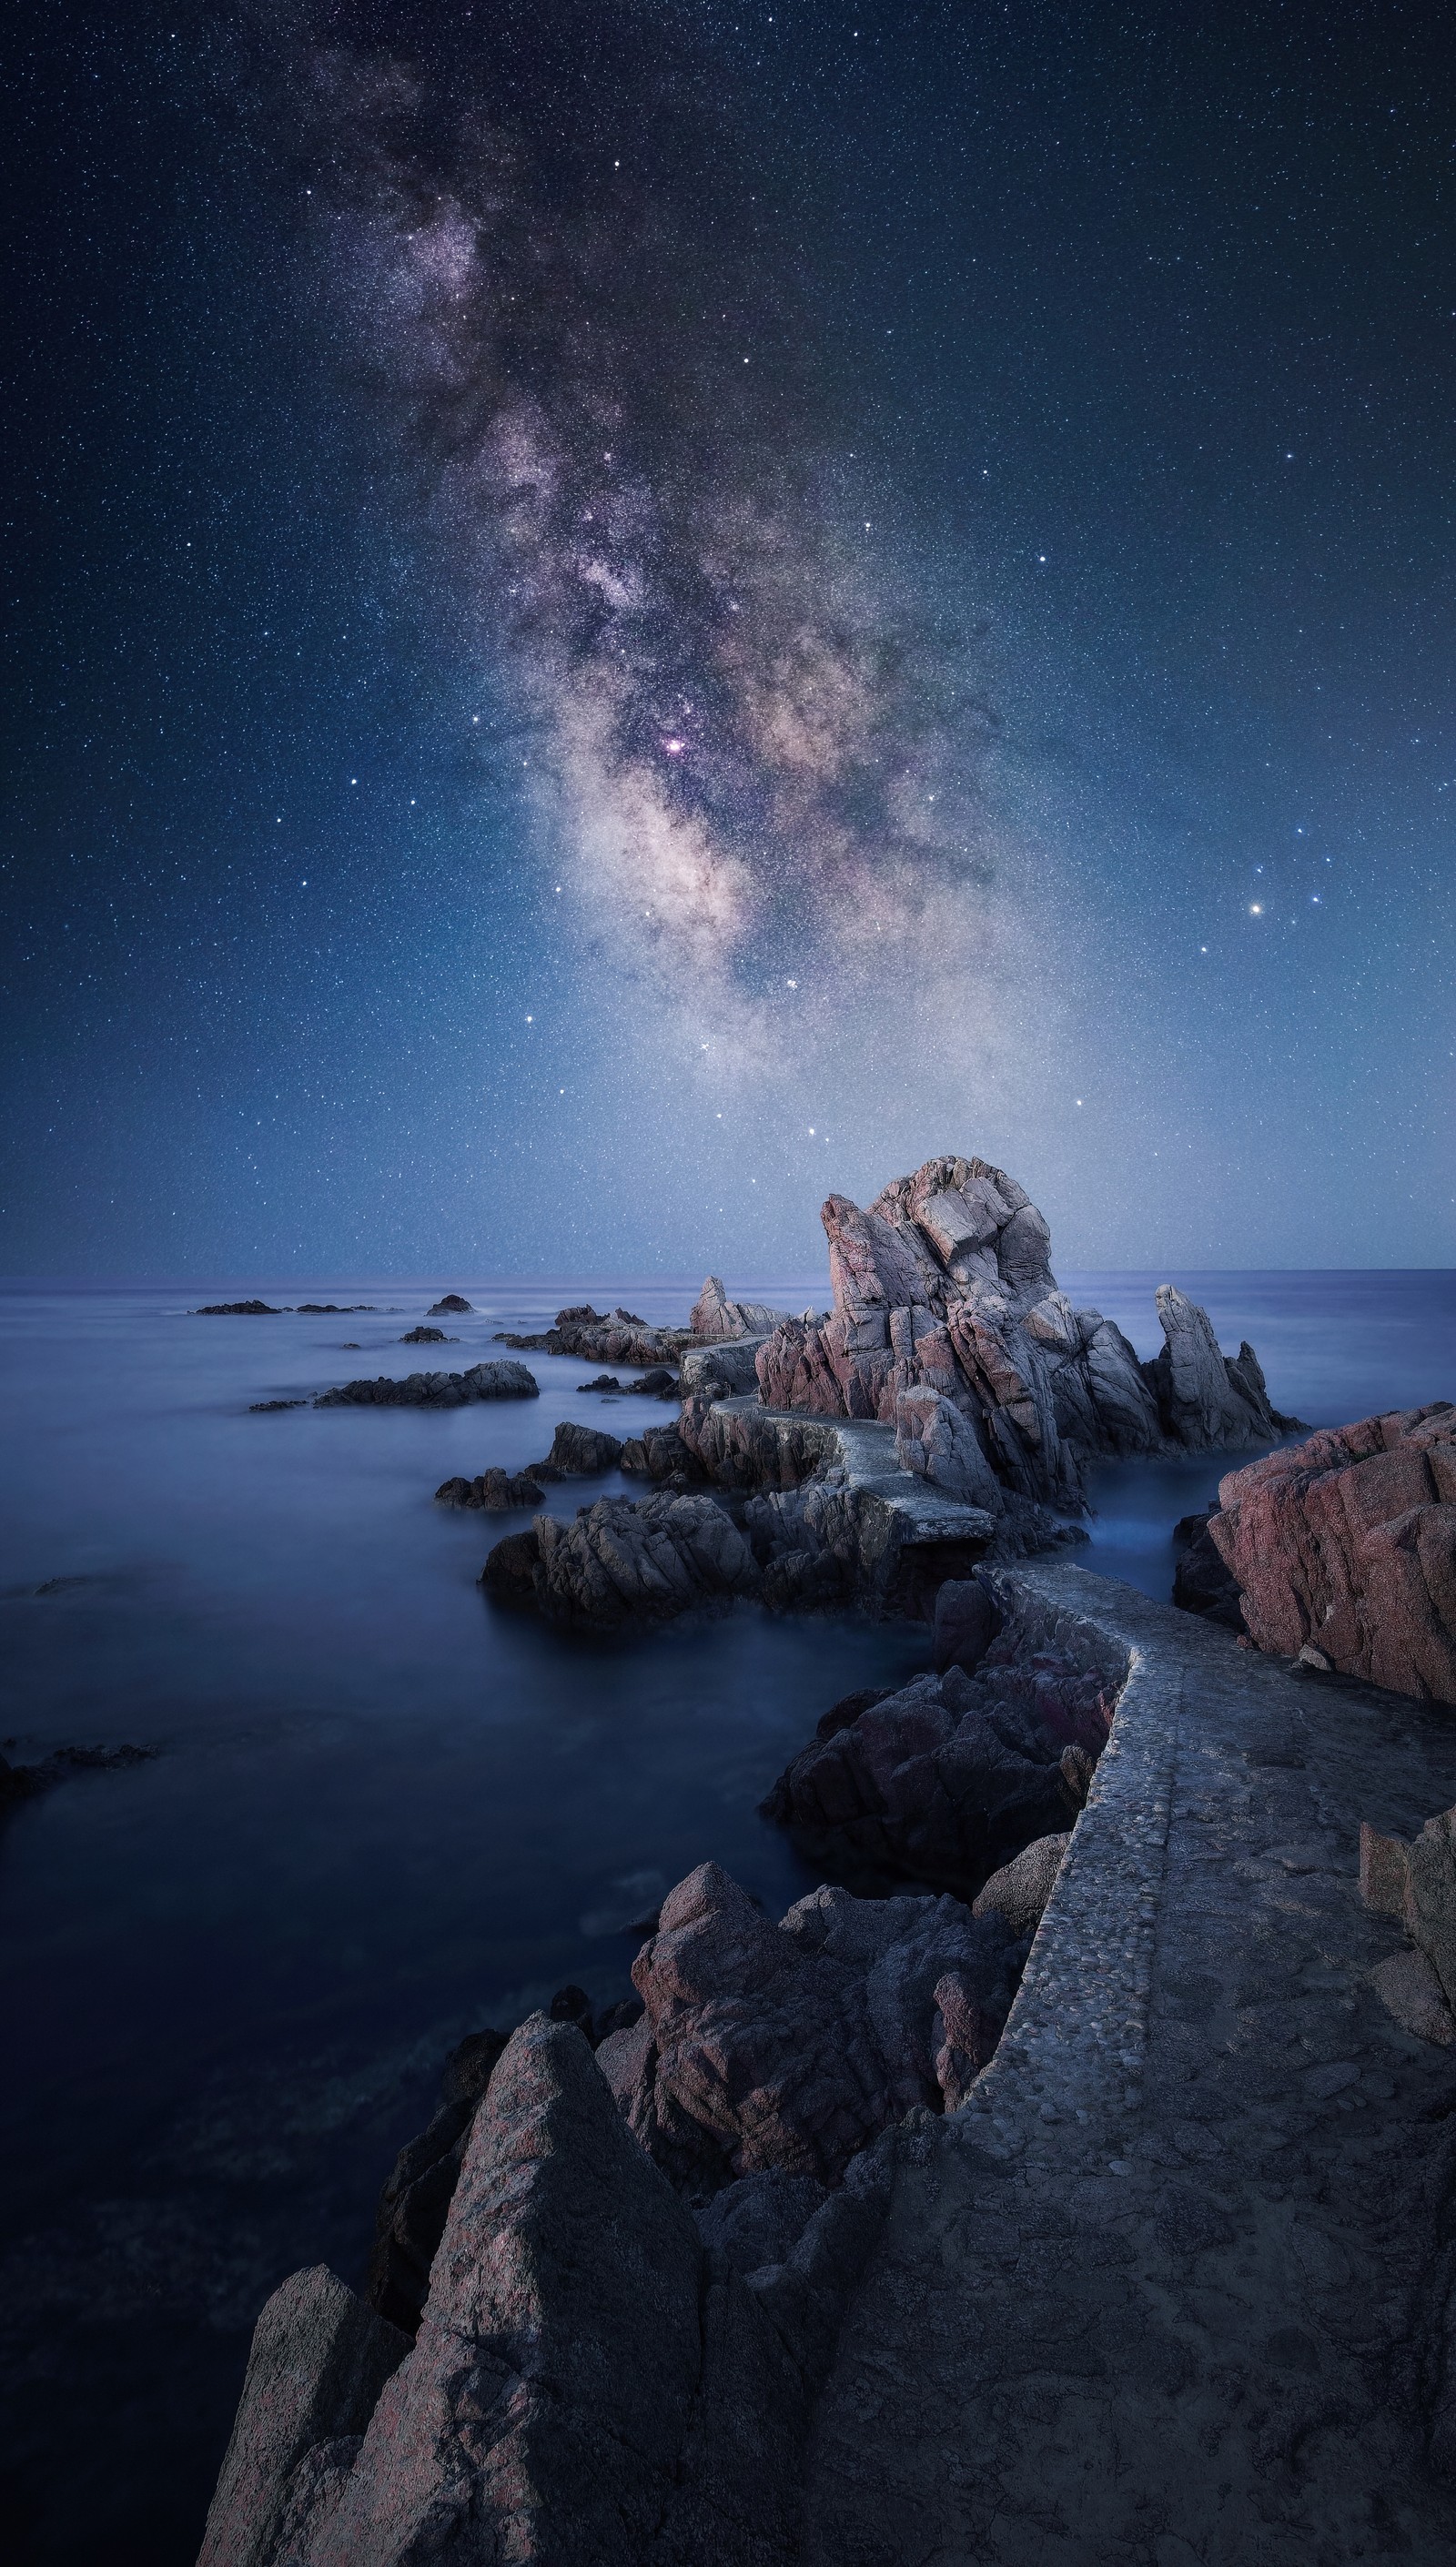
[1209, 1402, 1456, 1702]
[485, 1491, 762, 1631]
[194, 1300, 283, 1316]
[425, 1294, 472, 1315]
[496, 1302, 693, 1368]
[314, 1360, 538, 1410]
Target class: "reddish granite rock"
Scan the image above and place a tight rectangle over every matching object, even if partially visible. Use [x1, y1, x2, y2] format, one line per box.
[1209, 1403, 1456, 1703]
[596, 1862, 1026, 2192]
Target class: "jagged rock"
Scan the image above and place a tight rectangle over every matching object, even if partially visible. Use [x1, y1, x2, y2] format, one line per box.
[971, 1830, 1069, 1935]
[577, 1372, 622, 1391]
[1359, 1801, 1456, 2016]
[1370, 1949, 1456, 2047]
[497, 1303, 693, 1367]
[597, 1863, 1027, 2192]
[625, 1365, 680, 1397]
[296, 1304, 375, 1315]
[748, 1156, 1298, 1511]
[195, 1299, 282, 1316]
[1, 1741, 157, 1803]
[197, 2266, 410, 2567]
[399, 1326, 451, 1345]
[249, 1399, 308, 1413]
[763, 1633, 1116, 1897]
[895, 1387, 1004, 1511]
[425, 1294, 473, 1315]
[932, 1576, 1001, 1673]
[1172, 1508, 1245, 1631]
[368, 2031, 507, 2334]
[526, 1420, 624, 1477]
[620, 1423, 698, 1481]
[314, 1361, 538, 1409]
[680, 1339, 767, 1397]
[279, 2017, 811, 2567]
[694, 2171, 829, 2274]
[690, 1276, 795, 1340]
[1210, 1405, 1456, 1703]
[434, 1468, 545, 1511]
[481, 1492, 760, 1631]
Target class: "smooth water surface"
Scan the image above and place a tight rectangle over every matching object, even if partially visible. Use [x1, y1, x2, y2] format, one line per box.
[0, 1268, 1451, 2562]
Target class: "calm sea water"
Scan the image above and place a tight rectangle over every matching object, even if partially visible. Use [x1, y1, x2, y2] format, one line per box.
[0, 1268, 1451, 2562]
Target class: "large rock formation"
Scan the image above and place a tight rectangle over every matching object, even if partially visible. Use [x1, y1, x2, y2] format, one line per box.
[596, 1862, 1028, 2192]
[482, 1491, 762, 1629]
[750, 1156, 1297, 1508]
[689, 1276, 796, 1341]
[314, 1361, 538, 1409]
[1209, 1403, 1456, 1703]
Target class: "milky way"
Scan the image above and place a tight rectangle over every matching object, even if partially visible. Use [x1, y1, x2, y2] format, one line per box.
[303, 6, 1055, 1126]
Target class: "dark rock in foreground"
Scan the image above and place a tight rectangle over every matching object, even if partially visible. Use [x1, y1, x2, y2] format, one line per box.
[1211, 1402, 1456, 1701]
[368, 2029, 507, 2334]
[194, 1299, 282, 1316]
[314, 1360, 537, 1409]
[484, 1491, 761, 1631]
[1172, 1506, 1245, 1630]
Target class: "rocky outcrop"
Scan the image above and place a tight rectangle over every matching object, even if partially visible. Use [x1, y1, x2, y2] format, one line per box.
[398, 1326, 450, 1345]
[763, 1593, 1121, 1898]
[368, 2031, 507, 2333]
[434, 1468, 544, 1511]
[528, 1420, 623, 1476]
[425, 1294, 472, 1315]
[314, 1360, 538, 1409]
[197, 2266, 410, 2567]
[1171, 1506, 1245, 1630]
[749, 1156, 1299, 1511]
[194, 1299, 282, 1316]
[597, 1862, 1027, 2193]
[483, 1491, 762, 1630]
[689, 1275, 795, 1340]
[970, 1830, 1070, 1935]
[497, 1303, 693, 1368]
[894, 1386, 1004, 1511]
[620, 1422, 702, 1483]
[1209, 1403, 1456, 1702]
[213, 2016, 843, 2567]
[1360, 1806, 1456, 2043]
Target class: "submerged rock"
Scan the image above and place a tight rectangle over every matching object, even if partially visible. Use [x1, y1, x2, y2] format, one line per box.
[434, 1469, 545, 1511]
[1211, 1403, 1456, 1702]
[314, 1361, 538, 1410]
[1, 1741, 157, 1804]
[398, 1326, 451, 1345]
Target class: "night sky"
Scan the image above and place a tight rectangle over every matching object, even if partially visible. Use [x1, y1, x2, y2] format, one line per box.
[5, 0, 1453, 1278]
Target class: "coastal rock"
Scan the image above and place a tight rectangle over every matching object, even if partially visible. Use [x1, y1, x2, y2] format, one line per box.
[497, 1303, 693, 1368]
[399, 1326, 450, 1345]
[195, 1299, 282, 1316]
[528, 1492, 761, 1630]
[434, 1468, 545, 1511]
[971, 1830, 1070, 1934]
[619, 1423, 699, 1482]
[1359, 1803, 1456, 2015]
[895, 1386, 1004, 1511]
[249, 1399, 308, 1413]
[314, 1360, 538, 1409]
[625, 1364, 680, 1398]
[1, 1741, 157, 1803]
[279, 2016, 810, 2567]
[1209, 1404, 1456, 1702]
[197, 2265, 409, 2567]
[478, 1528, 541, 1606]
[577, 1372, 622, 1391]
[527, 1420, 624, 1477]
[598, 1862, 1027, 2192]
[425, 1295, 473, 1315]
[763, 1636, 1111, 1898]
[680, 1339, 767, 1397]
[931, 1575, 1001, 1673]
[296, 1304, 375, 1315]
[368, 2031, 507, 2334]
[689, 1275, 795, 1341]
[747, 1156, 1299, 1511]
[1171, 1508, 1245, 1631]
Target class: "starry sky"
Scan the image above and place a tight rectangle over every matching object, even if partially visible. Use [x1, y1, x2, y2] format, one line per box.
[5, 0, 1453, 1278]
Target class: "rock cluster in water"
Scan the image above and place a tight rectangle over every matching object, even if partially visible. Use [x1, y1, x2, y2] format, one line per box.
[1209, 1402, 1456, 1703]
[314, 1360, 538, 1409]
[495, 1301, 695, 1367]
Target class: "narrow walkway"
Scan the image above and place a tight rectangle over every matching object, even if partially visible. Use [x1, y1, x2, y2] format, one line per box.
[805, 1564, 1456, 2565]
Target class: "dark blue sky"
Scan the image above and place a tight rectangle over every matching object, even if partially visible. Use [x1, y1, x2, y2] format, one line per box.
[5, 0, 1452, 1278]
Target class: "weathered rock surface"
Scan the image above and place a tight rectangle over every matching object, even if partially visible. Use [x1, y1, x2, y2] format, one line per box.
[526, 1419, 624, 1477]
[763, 1589, 1121, 1897]
[680, 1338, 769, 1397]
[314, 1360, 538, 1410]
[425, 1294, 472, 1315]
[598, 1862, 1027, 2193]
[689, 1275, 795, 1340]
[1210, 1402, 1456, 1702]
[970, 1829, 1069, 1934]
[497, 1302, 693, 1368]
[482, 1490, 761, 1628]
[434, 1468, 544, 1510]
[619, 1422, 701, 1483]
[749, 1156, 1299, 1511]
[1171, 1505, 1245, 1630]
[1360, 1802, 1456, 2037]
[368, 2031, 507, 2333]
[398, 1326, 450, 1345]
[195, 1299, 282, 1316]
[197, 2265, 410, 2567]
[895, 1385, 1004, 1510]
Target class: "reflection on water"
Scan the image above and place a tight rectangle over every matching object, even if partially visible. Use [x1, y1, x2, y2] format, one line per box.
[0, 1267, 1450, 2562]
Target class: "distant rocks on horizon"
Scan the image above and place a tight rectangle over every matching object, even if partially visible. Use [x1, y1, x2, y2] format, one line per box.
[315, 1360, 538, 1409]
[426, 1293, 474, 1316]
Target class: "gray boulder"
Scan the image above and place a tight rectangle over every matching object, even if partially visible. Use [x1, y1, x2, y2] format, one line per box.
[971, 1830, 1070, 1935]
[197, 2266, 409, 2567]
[690, 1275, 795, 1341]
[894, 1386, 1004, 1510]
[528, 1419, 624, 1477]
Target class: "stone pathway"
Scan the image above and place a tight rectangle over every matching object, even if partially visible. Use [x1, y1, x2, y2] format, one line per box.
[804, 1563, 1456, 2565]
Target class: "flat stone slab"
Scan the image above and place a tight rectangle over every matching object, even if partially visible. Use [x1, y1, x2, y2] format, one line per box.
[804, 1561, 1456, 2565]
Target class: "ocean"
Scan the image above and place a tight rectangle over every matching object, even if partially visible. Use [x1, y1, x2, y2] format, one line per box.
[1, 1268, 1451, 2562]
